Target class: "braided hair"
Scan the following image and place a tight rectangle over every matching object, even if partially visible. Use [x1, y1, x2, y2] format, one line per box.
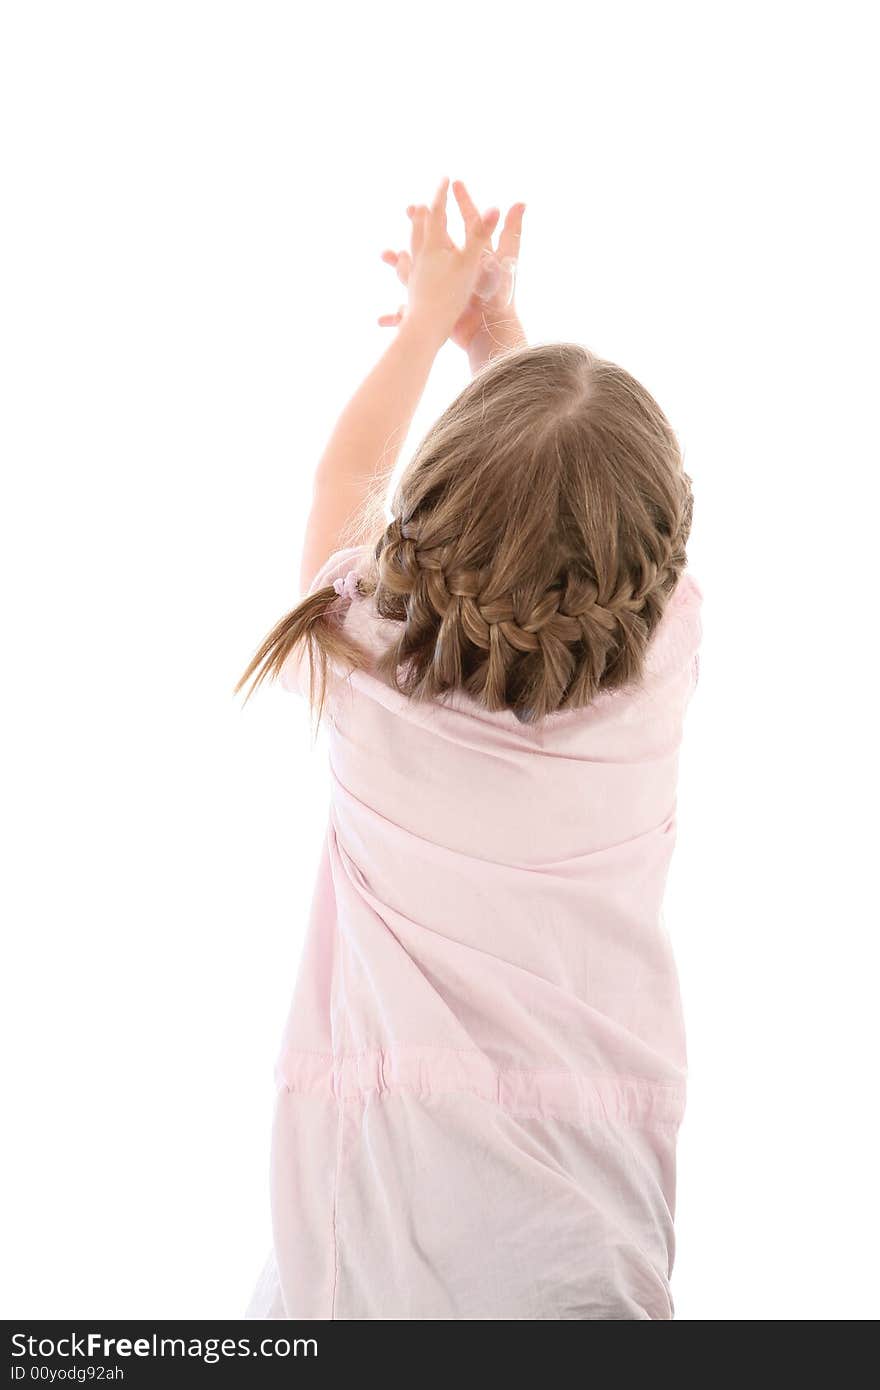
[238, 344, 693, 723]
[365, 344, 692, 721]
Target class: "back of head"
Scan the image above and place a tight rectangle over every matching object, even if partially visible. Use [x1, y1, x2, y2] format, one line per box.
[369, 343, 693, 722]
[238, 343, 693, 724]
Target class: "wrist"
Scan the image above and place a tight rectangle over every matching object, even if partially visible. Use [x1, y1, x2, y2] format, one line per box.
[467, 312, 527, 373]
[398, 309, 449, 357]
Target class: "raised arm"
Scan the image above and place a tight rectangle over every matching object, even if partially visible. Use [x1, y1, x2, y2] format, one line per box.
[299, 180, 499, 592]
[381, 184, 527, 379]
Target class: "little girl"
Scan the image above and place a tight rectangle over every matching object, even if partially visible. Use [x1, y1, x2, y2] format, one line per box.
[239, 180, 702, 1321]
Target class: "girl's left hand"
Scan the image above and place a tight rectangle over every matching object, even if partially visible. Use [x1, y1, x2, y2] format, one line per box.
[377, 179, 500, 344]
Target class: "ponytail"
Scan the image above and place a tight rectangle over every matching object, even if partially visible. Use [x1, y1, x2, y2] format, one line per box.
[235, 583, 371, 722]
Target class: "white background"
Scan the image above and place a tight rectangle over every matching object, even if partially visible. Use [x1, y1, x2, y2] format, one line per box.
[2, 1, 877, 1320]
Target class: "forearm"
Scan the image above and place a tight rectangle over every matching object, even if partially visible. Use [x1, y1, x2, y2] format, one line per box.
[300, 317, 442, 590]
[316, 318, 442, 490]
[466, 311, 527, 376]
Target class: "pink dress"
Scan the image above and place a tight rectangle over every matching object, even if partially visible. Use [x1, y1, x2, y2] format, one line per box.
[247, 546, 703, 1321]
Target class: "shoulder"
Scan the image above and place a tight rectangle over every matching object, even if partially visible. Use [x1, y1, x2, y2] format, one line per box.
[642, 569, 704, 681]
[673, 569, 704, 611]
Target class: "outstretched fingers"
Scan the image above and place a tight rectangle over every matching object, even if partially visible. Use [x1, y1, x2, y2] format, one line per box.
[426, 177, 451, 247]
[453, 180, 499, 258]
[380, 248, 412, 285]
[469, 205, 500, 258]
[408, 203, 429, 257]
[380, 182, 512, 328]
[497, 202, 526, 264]
[451, 179, 480, 234]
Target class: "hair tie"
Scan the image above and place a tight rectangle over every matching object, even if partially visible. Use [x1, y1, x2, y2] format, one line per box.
[333, 570, 361, 602]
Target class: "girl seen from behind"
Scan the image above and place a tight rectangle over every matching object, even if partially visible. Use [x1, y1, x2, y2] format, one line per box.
[239, 179, 702, 1321]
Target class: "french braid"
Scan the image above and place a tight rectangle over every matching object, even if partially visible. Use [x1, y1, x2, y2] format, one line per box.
[239, 343, 694, 723]
[370, 491, 690, 721]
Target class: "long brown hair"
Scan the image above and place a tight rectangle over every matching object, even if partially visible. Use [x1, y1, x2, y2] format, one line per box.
[235, 343, 693, 724]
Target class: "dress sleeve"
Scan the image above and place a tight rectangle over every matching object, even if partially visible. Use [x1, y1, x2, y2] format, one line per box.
[644, 570, 704, 693]
[278, 545, 367, 697]
[677, 572, 704, 696]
